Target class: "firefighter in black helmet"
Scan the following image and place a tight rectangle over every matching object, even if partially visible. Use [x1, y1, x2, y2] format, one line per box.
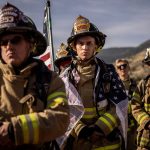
[61, 15, 128, 150]
[0, 3, 69, 150]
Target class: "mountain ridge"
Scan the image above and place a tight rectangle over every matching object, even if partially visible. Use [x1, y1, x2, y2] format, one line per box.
[97, 39, 150, 64]
[97, 39, 150, 81]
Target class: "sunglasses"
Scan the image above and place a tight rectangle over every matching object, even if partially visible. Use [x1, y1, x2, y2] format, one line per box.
[117, 64, 128, 70]
[0, 36, 24, 46]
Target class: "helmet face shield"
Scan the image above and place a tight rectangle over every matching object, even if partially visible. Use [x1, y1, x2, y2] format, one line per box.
[0, 3, 47, 56]
[67, 15, 106, 51]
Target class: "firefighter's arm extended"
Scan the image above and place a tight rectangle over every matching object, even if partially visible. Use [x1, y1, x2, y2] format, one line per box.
[10, 72, 70, 145]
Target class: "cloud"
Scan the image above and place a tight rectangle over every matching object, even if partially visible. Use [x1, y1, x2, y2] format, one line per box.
[0, 0, 149, 49]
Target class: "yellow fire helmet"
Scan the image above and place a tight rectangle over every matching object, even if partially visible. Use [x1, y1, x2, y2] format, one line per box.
[54, 43, 72, 68]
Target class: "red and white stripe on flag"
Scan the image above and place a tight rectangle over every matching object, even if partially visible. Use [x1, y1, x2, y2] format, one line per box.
[39, 46, 52, 69]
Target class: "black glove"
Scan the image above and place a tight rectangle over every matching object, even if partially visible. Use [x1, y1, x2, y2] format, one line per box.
[8, 123, 15, 142]
[92, 125, 104, 134]
[78, 125, 104, 139]
[107, 128, 120, 142]
[78, 126, 95, 139]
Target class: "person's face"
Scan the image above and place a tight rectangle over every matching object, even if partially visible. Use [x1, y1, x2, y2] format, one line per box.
[74, 36, 97, 61]
[116, 62, 130, 78]
[0, 34, 31, 66]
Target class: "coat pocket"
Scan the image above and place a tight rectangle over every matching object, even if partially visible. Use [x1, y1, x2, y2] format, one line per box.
[19, 94, 44, 113]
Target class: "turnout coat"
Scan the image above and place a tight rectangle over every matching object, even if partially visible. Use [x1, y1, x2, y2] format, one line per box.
[63, 56, 128, 150]
[0, 59, 69, 150]
[131, 76, 150, 149]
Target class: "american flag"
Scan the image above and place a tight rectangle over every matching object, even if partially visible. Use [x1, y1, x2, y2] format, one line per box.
[39, 0, 54, 70]
[39, 46, 52, 69]
[97, 65, 127, 104]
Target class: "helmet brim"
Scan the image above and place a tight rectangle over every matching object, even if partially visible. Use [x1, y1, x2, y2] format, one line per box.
[54, 56, 72, 68]
[0, 27, 47, 57]
[67, 31, 105, 47]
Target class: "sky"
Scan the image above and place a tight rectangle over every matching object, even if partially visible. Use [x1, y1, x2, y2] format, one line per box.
[0, 0, 150, 51]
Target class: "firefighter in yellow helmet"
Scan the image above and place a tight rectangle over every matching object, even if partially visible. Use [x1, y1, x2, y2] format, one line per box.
[54, 43, 84, 149]
[54, 43, 73, 74]
[115, 59, 137, 150]
[0, 3, 69, 150]
[61, 15, 128, 150]
[131, 48, 150, 150]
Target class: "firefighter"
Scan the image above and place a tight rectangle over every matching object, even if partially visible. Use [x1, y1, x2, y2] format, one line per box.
[54, 43, 73, 74]
[61, 15, 128, 150]
[0, 3, 69, 150]
[131, 48, 150, 150]
[115, 59, 137, 150]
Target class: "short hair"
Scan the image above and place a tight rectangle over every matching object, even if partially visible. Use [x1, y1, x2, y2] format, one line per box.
[115, 58, 129, 66]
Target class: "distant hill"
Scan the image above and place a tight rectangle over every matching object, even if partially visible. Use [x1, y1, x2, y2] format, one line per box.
[97, 39, 150, 63]
[97, 39, 150, 81]
[128, 50, 148, 81]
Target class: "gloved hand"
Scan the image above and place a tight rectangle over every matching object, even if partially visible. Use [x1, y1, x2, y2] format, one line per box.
[90, 131, 103, 144]
[89, 125, 104, 144]
[107, 128, 120, 142]
[78, 126, 95, 139]
[0, 122, 15, 147]
[78, 125, 104, 141]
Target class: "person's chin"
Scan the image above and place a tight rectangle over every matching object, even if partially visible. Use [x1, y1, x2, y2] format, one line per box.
[81, 57, 87, 61]
[8, 59, 19, 66]
[81, 55, 89, 60]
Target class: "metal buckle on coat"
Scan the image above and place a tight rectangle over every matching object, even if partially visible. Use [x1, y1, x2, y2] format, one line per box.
[19, 94, 35, 104]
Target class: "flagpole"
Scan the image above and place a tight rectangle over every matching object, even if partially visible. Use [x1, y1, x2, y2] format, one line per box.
[46, 0, 55, 71]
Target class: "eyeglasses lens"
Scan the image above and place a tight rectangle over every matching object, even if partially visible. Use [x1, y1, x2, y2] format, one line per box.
[117, 64, 127, 70]
[0, 36, 23, 46]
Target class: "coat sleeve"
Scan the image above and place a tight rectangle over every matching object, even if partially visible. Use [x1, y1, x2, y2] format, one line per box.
[11, 71, 70, 145]
[73, 105, 120, 137]
[95, 102, 120, 136]
[131, 79, 150, 129]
